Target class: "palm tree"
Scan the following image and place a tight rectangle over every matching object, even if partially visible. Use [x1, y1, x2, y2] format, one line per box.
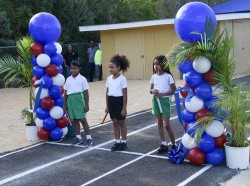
[0, 36, 35, 125]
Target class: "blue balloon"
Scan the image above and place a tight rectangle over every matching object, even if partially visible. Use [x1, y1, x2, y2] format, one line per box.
[181, 109, 195, 123]
[50, 127, 63, 140]
[32, 65, 46, 78]
[178, 59, 194, 73]
[54, 96, 64, 107]
[44, 42, 57, 57]
[206, 148, 224, 165]
[198, 133, 215, 152]
[51, 53, 63, 66]
[49, 85, 62, 99]
[43, 117, 56, 131]
[182, 98, 186, 108]
[204, 96, 220, 111]
[36, 107, 50, 120]
[29, 12, 61, 44]
[58, 65, 63, 74]
[31, 56, 37, 66]
[41, 75, 53, 88]
[174, 2, 217, 43]
[195, 83, 212, 100]
[184, 70, 203, 87]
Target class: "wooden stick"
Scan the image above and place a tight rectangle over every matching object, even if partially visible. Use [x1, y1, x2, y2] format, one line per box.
[101, 112, 108, 124]
[65, 110, 72, 126]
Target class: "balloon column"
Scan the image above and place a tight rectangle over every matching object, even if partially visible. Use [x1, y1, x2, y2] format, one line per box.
[28, 12, 69, 141]
[168, 2, 225, 166]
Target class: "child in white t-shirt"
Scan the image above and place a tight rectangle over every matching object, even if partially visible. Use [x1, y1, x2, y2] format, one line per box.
[150, 55, 177, 154]
[105, 54, 130, 151]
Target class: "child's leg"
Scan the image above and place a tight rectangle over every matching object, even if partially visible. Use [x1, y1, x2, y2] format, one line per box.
[113, 119, 120, 140]
[156, 115, 165, 141]
[163, 117, 175, 145]
[80, 118, 90, 135]
[119, 119, 127, 140]
[74, 119, 81, 136]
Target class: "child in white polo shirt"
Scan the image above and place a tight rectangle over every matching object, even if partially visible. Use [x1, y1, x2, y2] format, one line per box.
[63, 61, 93, 146]
[105, 54, 130, 151]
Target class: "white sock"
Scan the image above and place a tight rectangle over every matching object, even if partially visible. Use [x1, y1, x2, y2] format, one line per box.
[116, 139, 121, 143]
[76, 135, 82, 139]
[121, 140, 126, 143]
[161, 141, 167, 146]
[86, 135, 92, 139]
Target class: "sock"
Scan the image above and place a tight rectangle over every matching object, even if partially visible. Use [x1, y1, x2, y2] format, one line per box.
[86, 135, 92, 139]
[116, 139, 121, 143]
[121, 140, 126, 143]
[76, 135, 82, 139]
[161, 141, 167, 146]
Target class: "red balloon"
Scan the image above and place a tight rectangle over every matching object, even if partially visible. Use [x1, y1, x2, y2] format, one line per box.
[188, 147, 205, 165]
[32, 77, 40, 88]
[41, 97, 55, 110]
[214, 133, 227, 148]
[60, 86, 64, 95]
[204, 69, 218, 85]
[30, 42, 44, 56]
[37, 127, 50, 140]
[180, 83, 195, 98]
[46, 64, 59, 77]
[195, 108, 212, 121]
[56, 116, 69, 128]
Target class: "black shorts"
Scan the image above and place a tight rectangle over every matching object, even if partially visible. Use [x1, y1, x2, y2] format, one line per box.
[108, 96, 126, 120]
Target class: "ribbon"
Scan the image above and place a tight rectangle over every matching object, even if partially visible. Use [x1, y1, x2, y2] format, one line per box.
[34, 80, 44, 112]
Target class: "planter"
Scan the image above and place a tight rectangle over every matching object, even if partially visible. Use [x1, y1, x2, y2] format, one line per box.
[25, 124, 40, 142]
[224, 142, 250, 169]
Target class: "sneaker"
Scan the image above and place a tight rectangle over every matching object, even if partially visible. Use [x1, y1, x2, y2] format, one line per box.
[171, 144, 177, 150]
[157, 144, 168, 154]
[117, 142, 127, 151]
[87, 138, 93, 146]
[70, 137, 83, 146]
[111, 143, 120, 152]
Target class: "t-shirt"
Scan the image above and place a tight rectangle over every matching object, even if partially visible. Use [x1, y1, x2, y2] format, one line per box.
[94, 50, 102, 65]
[63, 51, 79, 65]
[150, 73, 174, 96]
[87, 47, 97, 63]
[106, 74, 127, 97]
[64, 74, 89, 95]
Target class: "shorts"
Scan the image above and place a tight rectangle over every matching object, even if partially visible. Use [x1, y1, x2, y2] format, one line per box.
[108, 96, 126, 120]
[67, 92, 86, 120]
[152, 96, 171, 117]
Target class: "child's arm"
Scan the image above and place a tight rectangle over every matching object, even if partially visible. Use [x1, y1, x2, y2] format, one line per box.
[121, 88, 127, 117]
[150, 84, 159, 95]
[105, 88, 109, 113]
[63, 90, 68, 112]
[84, 90, 89, 113]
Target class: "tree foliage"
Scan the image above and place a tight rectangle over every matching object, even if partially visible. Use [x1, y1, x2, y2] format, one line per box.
[0, 0, 227, 45]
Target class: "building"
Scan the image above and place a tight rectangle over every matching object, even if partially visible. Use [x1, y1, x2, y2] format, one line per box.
[79, 3, 250, 80]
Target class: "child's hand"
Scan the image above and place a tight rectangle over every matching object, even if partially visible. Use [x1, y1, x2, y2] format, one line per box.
[152, 89, 159, 96]
[84, 105, 89, 113]
[105, 107, 109, 113]
[121, 108, 127, 117]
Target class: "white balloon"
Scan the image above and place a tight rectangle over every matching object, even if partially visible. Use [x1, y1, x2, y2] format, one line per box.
[35, 87, 49, 99]
[182, 133, 197, 149]
[62, 127, 68, 136]
[185, 96, 204, 113]
[205, 120, 224, 137]
[35, 118, 43, 128]
[36, 54, 51, 67]
[54, 42, 62, 54]
[52, 74, 65, 86]
[50, 106, 64, 119]
[193, 56, 211, 74]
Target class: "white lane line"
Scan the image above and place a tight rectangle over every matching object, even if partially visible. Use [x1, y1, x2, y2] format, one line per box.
[0, 143, 44, 159]
[0, 116, 178, 185]
[81, 148, 159, 186]
[176, 165, 213, 186]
